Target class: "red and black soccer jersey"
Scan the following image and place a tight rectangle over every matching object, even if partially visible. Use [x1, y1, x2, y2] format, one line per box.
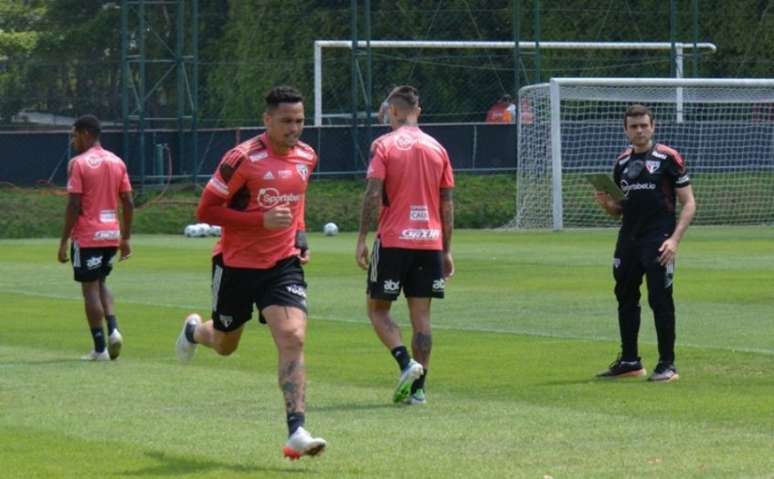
[613, 143, 690, 238]
[205, 133, 317, 269]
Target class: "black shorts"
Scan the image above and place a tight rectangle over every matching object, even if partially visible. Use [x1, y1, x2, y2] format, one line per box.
[71, 242, 117, 282]
[367, 239, 445, 301]
[211, 255, 308, 332]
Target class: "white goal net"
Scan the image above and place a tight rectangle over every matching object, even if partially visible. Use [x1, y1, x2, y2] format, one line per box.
[515, 78, 774, 229]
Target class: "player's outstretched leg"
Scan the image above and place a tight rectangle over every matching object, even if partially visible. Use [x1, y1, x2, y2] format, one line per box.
[283, 427, 327, 460]
[176, 313, 201, 362]
[263, 305, 327, 460]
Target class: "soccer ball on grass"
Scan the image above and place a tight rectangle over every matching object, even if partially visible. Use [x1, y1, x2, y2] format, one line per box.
[184, 223, 209, 238]
[323, 222, 339, 236]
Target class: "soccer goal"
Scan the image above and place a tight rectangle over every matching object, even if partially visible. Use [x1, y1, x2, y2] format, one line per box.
[515, 78, 774, 229]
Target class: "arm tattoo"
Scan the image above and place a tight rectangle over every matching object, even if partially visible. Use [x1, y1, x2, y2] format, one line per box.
[279, 359, 306, 414]
[440, 188, 454, 252]
[359, 179, 384, 237]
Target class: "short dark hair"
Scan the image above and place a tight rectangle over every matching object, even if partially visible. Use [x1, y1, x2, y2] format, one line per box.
[624, 104, 653, 127]
[499, 94, 513, 103]
[265, 85, 304, 111]
[387, 85, 419, 110]
[73, 114, 101, 138]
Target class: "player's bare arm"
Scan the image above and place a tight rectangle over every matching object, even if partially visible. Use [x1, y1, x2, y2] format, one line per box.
[295, 230, 310, 264]
[58, 193, 81, 263]
[440, 187, 455, 279]
[594, 191, 623, 217]
[658, 184, 696, 266]
[119, 191, 134, 260]
[355, 178, 383, 270]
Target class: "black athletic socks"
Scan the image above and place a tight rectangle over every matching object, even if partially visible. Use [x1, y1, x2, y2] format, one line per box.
[411, 370, 427, 394]
[391, 346, 410, 371]
[287, 412, 305, 436]
[184, 321, 197, 344]
[90, 327, 106, 352]
[105, 315, 118, 335]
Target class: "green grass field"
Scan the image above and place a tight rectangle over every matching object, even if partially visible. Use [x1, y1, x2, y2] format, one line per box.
[1, 228, 773, 478]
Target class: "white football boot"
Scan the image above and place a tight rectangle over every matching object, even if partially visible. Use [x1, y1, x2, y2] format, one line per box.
[107, 329, 123, 360]
[283, 427, 327, 460]
[176, 313, 201, 362]
[393, 359, 424, 404]
[80, 349, 110, 361]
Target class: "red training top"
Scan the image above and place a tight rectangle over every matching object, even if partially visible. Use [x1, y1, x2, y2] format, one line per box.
[204, 133, 317, 269]
[367, 125, 454, 251]
[66, 145, 132, 248]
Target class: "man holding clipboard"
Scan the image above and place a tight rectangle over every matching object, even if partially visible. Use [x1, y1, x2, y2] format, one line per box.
[591, 104, 696, 383]
[586, 173, 624, 202]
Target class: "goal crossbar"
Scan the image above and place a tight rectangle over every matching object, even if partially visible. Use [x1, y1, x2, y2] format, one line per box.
[313, 40, 718, 125]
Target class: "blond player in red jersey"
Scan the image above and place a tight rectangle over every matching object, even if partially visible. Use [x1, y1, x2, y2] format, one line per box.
[175, 86, 326, 459]
[356, 85, 455, 405]
[58, 115, 134, 361]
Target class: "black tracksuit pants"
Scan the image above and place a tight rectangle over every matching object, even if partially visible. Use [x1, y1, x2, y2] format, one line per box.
[613, 234, 676, 364]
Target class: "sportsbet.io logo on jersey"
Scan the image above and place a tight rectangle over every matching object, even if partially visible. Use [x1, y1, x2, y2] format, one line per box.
[399, 228, 440, 241]
[257, 188, 302, 208]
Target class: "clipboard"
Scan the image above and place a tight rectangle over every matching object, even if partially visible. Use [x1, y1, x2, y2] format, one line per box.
[585, 173, 624, 201]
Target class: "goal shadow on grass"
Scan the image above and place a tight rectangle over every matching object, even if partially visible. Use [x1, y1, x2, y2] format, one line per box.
[121, 451, 313, 476]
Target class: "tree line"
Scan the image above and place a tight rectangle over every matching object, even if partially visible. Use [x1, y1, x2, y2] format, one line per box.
[1, 0, 772, 127]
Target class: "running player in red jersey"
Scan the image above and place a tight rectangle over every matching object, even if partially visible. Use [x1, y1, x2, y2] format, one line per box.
[356, 85, 455, 405]
[175, 86, 326, 459]
[58, 115, 134, 361]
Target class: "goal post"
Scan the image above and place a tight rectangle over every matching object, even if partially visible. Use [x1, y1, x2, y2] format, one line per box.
[516, 77, 774, 229]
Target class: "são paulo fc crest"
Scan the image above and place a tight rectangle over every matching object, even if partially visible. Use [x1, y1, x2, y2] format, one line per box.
[395, 134, 417, 151]
[85, 154, 103, 168]
[295, 164, 309, 180]
[645, 160, 660, 174]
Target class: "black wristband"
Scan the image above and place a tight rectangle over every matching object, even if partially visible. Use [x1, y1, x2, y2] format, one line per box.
[295, 230, 308, 252]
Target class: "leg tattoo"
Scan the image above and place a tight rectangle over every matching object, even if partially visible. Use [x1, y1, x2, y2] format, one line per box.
[412, 331, 432, 363]
[279, 359, 306, 413]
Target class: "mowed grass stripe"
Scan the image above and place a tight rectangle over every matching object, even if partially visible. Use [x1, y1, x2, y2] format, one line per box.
[2, 286, 773, 359]
[3, 341, 773, 479]
[3, 291, 773, 431]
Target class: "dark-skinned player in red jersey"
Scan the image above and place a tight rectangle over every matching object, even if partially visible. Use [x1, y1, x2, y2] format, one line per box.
[175, 86, 326, 459]
[59, 115, 134, 362]
[594, 104, 696, 383]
